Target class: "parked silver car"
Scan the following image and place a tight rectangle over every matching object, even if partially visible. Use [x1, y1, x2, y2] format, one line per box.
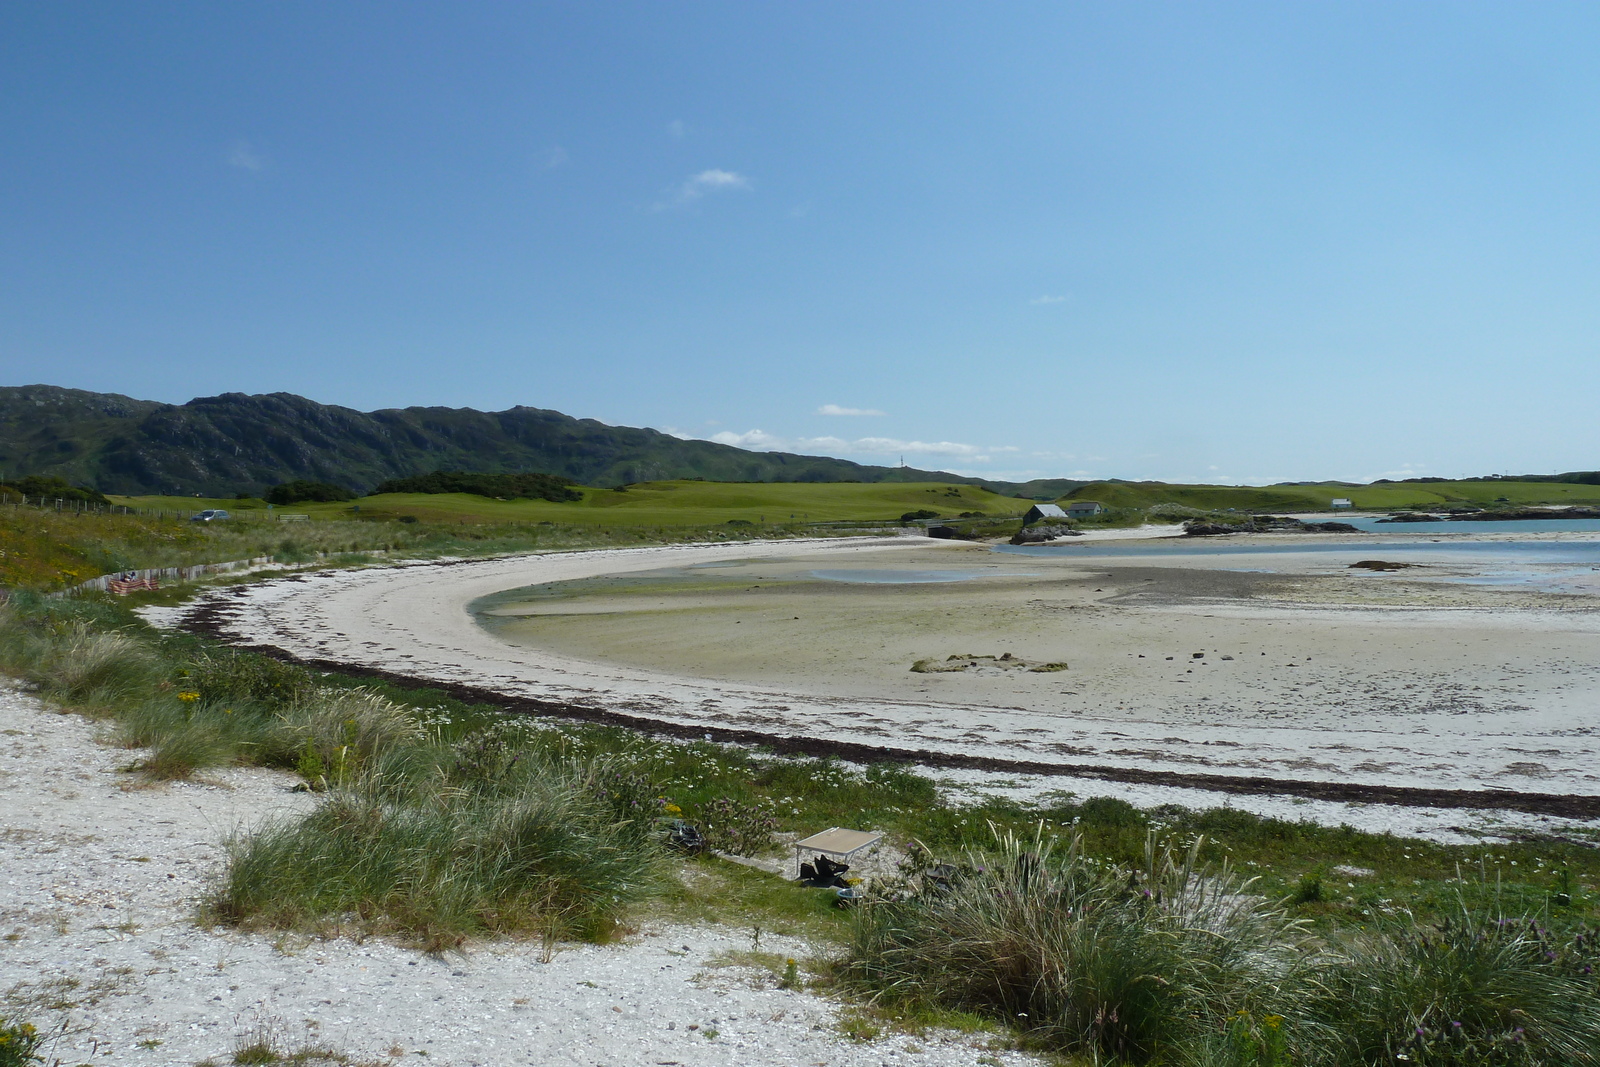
[189, 509, 231, 522]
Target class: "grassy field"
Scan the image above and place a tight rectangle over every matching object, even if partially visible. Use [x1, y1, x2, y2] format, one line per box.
[115, 476, 1600, 531]
[1063, 478, 1600, 513]
[3, 479, 1020, 592]
[113, 479, 1022, 527]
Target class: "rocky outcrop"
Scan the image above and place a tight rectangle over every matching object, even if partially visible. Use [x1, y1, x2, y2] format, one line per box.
[1453, 507, 1600, 521]
[1184, 517, 1359, 537]
[1008, 525, 1080, 545]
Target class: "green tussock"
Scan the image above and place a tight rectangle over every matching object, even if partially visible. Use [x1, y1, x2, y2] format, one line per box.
[847, 827, 1600, 1065]
[209, 750, 667, 948]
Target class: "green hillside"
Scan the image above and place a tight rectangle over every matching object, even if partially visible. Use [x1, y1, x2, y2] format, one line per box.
[113, 480, 1022, 528]
[1062, 480, 1600, 512]
[0, 385, 1031, 497]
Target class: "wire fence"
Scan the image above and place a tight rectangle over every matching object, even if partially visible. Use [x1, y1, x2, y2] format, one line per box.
[0, 493, 289, 522]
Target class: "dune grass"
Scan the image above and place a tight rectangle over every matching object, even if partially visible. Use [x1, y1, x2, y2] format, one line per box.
[847, 827, 1309, 1062]
[211, 755, 667, 949]
[847, 827, 1600, 1065]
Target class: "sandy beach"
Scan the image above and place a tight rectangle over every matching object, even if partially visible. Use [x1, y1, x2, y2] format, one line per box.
[148, 530, 1600, 840]
[0, 683, 1040, 1067]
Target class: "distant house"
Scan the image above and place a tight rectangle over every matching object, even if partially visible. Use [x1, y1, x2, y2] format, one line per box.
[1022, 503, 1067, 525]
[1330, 498, 1353, 509]
[1065, 501, 1105, 518]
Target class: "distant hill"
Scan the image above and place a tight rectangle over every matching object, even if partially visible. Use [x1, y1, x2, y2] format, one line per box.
[0, 385, 1074, 497]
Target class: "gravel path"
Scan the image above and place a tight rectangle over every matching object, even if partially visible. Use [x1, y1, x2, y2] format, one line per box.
[0, 684, 1036, 1067]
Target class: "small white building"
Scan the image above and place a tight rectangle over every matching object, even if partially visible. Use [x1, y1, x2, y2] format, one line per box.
[1066, 500, 1105, 518]
[1330, 498, 1353, 509]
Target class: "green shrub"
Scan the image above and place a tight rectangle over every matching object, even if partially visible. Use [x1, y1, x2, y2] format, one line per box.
[0, 1017, 42, 1067]
[271, 687, 421, 785]
[0, 605, 162, 710]
[138, 718, 238, 779]
[698, 795, 778, 856]
[1305, 909, 1600, 1066]
[1291, 868, 1326, 905]
[846, 828, 1307, 1063]
[370, 470, 580, 503]
[2, 475, 111, 507]
[263, 480, 357, 505]
[177, 650, 316, 708]
[447, 725, 527, 791]
[211, 759, 666, 946]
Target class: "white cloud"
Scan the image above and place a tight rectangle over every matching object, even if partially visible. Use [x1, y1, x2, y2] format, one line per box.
[705, 429, 1010, 462]
[683, 169, 748, 196]
[543, 146, 569, 170]
[655, 169, 753, 210]
[817, 404, 885, 417]
[1029, 294, 1067, 305]
[227, 140, 264, 171]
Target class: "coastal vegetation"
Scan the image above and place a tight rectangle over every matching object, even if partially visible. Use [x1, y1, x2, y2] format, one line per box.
[369, 470, 582, 501]
[262, 480, 358, 505]
[6, 485, 989, 591]
[5, 499, 1600, 1062]
[0, 475, 112, 507]
[3, 576, 1600, 1061]
[112, 479, 1016, 531]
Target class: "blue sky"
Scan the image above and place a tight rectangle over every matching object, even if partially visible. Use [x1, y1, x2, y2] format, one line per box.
[3, 2, 1598, 484]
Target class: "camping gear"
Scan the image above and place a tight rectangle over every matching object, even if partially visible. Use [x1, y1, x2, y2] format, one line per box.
[798, 854, 852, 888]
[792, 827, 882, 881]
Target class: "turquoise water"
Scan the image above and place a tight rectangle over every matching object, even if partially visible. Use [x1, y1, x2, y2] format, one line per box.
[994, 536, 1600, 592]
[995, 539, 1600, 562]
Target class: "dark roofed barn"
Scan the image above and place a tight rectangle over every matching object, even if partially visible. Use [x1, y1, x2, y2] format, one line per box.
[1022, 503, 1067, 525]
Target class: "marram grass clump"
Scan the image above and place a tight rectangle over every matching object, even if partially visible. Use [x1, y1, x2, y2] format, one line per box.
[846, 825, 1600, 1065]
[1303, 908, 1600, 1066]
[845, 826, 1309, 1063]
[209, 741, 669, 949]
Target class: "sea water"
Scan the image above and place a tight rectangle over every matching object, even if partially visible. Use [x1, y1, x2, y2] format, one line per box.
[994, 537, 1600, 592]
[1345, 517, 1600, 535]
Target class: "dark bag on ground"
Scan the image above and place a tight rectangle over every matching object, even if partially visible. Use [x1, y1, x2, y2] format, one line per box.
[798, 854, 851, 888]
